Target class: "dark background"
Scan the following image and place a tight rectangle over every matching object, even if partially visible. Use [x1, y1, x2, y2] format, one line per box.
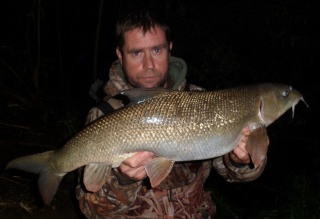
[0, 0, 319, 218]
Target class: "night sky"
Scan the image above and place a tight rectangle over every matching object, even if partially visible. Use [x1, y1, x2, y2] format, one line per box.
[1, 0, 319, 218]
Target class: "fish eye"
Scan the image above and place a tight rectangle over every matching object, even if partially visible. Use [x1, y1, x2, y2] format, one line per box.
[282, 89, 289, 97]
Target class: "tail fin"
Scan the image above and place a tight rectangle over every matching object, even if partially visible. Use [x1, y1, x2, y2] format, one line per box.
[5, 151, 65, 205]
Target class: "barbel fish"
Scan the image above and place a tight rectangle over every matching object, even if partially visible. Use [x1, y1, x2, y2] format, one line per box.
[6, 83, 307, 205]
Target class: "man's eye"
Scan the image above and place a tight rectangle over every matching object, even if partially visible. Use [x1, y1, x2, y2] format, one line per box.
[132, 51, 140, 56]
[154, 48, 160, 53]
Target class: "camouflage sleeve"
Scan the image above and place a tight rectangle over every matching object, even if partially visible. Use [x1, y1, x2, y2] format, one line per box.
[84, 97, 124, 125]
[76, 97, 144, 218]
[211, 154, 267, 182]
[76, 168, 143, 218]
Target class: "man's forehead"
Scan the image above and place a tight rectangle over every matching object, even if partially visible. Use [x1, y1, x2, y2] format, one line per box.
[123, 26, 167, 50]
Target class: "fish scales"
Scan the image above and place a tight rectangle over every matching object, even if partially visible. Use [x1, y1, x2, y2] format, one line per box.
[54, 86, 261, 170]
[5, 83, 307, 205]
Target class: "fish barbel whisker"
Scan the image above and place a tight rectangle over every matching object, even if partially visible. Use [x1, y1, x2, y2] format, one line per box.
[292, 97, 309, 118]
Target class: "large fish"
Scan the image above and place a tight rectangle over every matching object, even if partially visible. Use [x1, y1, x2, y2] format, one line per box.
[6, 83, 307, 205]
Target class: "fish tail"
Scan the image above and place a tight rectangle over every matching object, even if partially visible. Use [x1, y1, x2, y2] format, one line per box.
[5, 151, 65, 205]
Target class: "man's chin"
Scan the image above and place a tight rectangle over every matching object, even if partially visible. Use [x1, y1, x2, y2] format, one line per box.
[139, 81, 166, 89]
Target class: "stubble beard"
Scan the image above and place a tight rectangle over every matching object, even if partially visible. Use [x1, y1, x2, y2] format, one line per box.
[124, 70, 168, 89]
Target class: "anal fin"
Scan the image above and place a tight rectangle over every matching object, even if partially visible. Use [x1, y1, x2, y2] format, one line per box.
[145, 157, 175, 187]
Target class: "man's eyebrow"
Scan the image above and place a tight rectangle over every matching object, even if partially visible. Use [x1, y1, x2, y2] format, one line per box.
[153, 43, 168, 49]
[127, 43, 168, 52]
[127, 48, 142, 53]
[125, 43, 168, 53]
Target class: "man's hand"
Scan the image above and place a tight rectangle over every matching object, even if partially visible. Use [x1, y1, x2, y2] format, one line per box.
[229, 127, 252, 165]
[117, 127, 266, 180]
[117, 151, 154, 180]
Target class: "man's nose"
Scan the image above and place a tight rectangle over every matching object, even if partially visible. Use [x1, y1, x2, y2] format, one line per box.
[143, 53, 155, 69]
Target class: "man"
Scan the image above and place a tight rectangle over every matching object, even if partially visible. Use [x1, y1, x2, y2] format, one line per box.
[76, 9, 268, 218]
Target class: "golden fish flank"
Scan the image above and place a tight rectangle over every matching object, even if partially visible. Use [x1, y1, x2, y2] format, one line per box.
[5, 83, 308, 205]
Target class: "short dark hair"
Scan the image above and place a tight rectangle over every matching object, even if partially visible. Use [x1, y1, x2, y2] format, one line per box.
[116, 9, 171, 51]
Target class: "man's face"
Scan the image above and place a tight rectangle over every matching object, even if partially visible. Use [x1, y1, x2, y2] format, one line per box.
[116, 26, 172, 88]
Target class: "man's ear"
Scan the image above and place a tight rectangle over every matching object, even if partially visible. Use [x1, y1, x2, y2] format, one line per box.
[169, 42, 173, 55]
[116, 47, 123, 64]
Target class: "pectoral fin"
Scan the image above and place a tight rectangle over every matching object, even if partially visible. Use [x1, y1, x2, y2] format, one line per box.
[245, 125, 269, 168]
[83, 163, 111, 192]
[145, 157, 175, 187]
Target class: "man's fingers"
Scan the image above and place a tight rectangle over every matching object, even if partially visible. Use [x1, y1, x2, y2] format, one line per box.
[231, 145, 251, 164]
[118, 166, 147, 179]
[118, 151, 155, 180]
[122, 151, 154, 167]
[241, 126, 251, 136]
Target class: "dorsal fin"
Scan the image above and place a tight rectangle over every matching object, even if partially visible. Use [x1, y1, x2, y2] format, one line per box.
[120, 88, 170, 105]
